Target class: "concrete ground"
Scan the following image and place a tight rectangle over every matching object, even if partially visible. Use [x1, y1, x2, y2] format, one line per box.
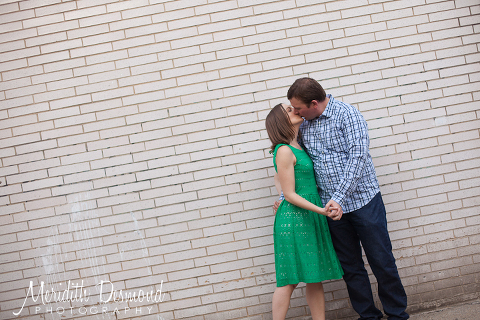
[409, 299, 480, 320]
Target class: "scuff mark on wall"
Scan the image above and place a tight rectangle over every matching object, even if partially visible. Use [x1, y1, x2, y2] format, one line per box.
[130, 211, 153, 276]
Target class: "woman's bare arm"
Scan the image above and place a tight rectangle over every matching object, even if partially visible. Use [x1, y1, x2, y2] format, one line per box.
[275, 145, 336, 217]
[274, 172, 282, 196]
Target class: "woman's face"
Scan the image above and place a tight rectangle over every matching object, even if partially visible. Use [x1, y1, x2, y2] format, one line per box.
[282, 103, 304, 126]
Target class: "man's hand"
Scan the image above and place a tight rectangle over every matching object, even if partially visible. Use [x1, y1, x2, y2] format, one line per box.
[326, 207, 342, 220]
[273, 200, 282, 215]
[325, 199, 343, 220]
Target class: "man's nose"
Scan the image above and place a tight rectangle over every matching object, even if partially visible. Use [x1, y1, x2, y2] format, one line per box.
[293, 109, 299, 115]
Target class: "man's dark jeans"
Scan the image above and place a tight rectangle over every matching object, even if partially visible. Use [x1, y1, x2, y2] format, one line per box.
[327, 192, 409, 320]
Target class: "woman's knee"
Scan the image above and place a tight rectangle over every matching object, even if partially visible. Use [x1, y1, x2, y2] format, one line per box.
[286, 283, 298, 294]
[306, 282, 323, 289]
[277, 283, 297, 292]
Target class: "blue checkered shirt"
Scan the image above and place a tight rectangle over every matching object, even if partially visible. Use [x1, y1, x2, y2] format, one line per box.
[299, 94, 380, 213]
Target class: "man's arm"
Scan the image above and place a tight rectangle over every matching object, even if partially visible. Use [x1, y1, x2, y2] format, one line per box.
[328, 109, 370, 210]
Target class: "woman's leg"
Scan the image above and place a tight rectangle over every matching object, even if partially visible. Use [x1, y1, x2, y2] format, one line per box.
[306, 282, 325, 320]
[272, 284, 296, 320]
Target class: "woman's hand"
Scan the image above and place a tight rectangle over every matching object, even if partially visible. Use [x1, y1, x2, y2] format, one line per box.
[326, 206, 342, 220]
[317, 207, 338, 218]
[319, 206, 342, 220]
[325, 199, 343, 218]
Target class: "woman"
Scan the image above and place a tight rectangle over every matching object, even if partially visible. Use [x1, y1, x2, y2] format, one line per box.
[265, 103, 344, 320]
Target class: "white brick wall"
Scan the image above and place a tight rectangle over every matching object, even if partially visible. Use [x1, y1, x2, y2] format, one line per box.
[0, 0, 479, 319]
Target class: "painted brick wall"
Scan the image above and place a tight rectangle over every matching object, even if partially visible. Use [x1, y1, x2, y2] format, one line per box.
[0, 0, 479, 319]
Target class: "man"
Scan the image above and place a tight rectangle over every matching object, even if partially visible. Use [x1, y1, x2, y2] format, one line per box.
[275, 78, 408, 319]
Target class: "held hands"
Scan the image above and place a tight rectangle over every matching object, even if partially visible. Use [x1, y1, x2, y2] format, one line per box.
[273, 199, 342, 220]
[325, 199, 343, 221]
[325, 206, 342, 220]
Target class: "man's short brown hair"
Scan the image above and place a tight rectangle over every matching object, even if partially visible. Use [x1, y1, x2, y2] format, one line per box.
[287, 77, 326, 106]
[265, 104, 295, 152]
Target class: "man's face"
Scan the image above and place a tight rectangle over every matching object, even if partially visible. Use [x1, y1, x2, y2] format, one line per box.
[289, 97, 318, 120]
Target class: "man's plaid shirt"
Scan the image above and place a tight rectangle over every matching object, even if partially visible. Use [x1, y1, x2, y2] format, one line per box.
[299, 94, 380, 213]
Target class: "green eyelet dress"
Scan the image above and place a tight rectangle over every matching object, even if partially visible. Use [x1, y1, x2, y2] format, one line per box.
[273, 144, 344, 287]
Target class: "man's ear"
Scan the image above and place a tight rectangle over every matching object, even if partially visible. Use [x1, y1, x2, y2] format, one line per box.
[310, 100, 319, 109]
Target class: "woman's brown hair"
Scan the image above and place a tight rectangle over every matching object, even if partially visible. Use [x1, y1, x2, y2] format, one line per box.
[265, 103, 295, 152]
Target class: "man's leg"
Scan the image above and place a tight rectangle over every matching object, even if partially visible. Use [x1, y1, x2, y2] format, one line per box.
[328, 215, 383, 320]
[352, 193, 408, 320]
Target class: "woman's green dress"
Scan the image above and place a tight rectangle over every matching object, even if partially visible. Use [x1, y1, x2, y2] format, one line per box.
[273, 144, 343, 287]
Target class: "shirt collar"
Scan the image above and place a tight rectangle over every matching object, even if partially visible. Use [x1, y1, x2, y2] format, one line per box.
[320, 94, 334, 119]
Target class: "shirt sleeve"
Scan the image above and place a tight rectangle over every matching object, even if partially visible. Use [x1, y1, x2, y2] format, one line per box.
[298, 133, 305, 150]
[330, 109, 370, 209]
